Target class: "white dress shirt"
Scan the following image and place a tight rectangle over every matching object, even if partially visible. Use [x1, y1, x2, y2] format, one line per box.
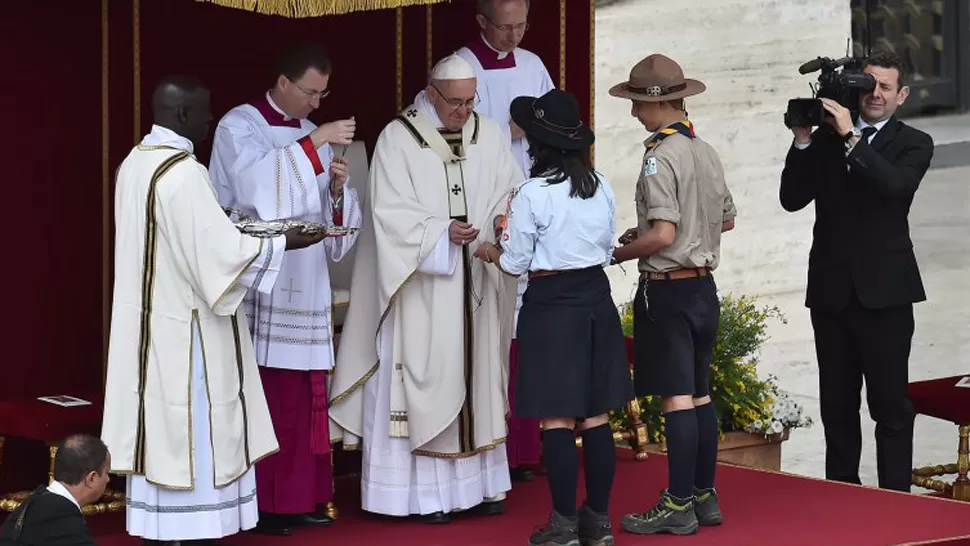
[47, 480, 82, 513]
[499, 171, 616, 276]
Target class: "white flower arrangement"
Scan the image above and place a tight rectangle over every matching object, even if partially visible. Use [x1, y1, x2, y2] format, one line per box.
[743, 376, 813, 438]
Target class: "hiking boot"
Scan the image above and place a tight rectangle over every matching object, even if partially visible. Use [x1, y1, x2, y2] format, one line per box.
[693, 487, 722, 526]
[529, 510, 581, 546]
[620, 490, 698, 536]
[577, 502, 614, 546]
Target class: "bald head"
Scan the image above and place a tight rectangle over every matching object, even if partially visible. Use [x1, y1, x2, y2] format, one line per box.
[54, 434, 111, 507]
[151, 75, 213, 145]
[476, 0, 529, 19]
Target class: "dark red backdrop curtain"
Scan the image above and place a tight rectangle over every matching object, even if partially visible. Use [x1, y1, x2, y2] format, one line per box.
[0, 0, 592, 493]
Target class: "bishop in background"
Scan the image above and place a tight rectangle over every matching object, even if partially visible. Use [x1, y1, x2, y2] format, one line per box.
[101, 75, 327, 545]
[329, 54, 521, 524]
[209, 43, 362, 536]
[457, 0, 555, 482]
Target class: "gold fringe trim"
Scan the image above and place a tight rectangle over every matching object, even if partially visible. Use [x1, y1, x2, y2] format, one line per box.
[389, 411, 409, 437]
[195, 0, 448, 17]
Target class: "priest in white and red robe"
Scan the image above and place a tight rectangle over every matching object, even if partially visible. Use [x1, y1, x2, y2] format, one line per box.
[458, 0, 554, 481]
[102, 75, 327, 544]
[328, 54, 521, 524]
[209, 43, 361, 536]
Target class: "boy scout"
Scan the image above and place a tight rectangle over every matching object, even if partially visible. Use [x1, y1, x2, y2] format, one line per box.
[609, 54, 737, 536]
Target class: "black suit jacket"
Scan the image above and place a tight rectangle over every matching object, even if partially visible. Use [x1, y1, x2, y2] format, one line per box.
[0, 487, 96, 545]
[779, 117, 934, 312]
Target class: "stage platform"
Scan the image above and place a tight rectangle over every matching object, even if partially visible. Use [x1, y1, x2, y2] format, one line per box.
[82, 452, 970, 545]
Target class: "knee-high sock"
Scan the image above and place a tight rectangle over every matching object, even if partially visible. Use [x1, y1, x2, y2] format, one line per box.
[664, 408, 698, 499]
[694, 402, 719, 490]
[542, 427, 579, 517]
[580, 423, 615, 514]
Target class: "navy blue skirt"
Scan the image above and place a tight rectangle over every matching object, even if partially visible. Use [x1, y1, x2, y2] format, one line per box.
[514, 267, 634, 419]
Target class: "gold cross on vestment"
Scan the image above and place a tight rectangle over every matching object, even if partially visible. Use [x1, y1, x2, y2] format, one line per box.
[281, 278, 302, 302]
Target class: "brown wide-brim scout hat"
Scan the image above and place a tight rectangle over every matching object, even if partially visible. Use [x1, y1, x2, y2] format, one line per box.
[609, 54, 706, 102]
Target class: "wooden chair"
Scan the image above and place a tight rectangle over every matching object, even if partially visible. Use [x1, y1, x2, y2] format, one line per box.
[908, 375, 970, 501]
[0, 394, 125, 516]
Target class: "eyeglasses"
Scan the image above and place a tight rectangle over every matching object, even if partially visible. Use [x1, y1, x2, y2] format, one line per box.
[293, 81, 330, 101]
[484, 16, 529, 34]
[432, 83, 480, 110]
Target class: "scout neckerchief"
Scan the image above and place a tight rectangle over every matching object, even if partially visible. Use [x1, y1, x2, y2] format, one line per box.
[645, 119, 695, 151]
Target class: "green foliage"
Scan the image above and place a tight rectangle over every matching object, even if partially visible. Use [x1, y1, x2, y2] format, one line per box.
[611, 293, 810, 445]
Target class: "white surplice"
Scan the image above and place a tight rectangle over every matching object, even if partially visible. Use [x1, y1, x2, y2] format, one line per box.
[457, 34, 555, 332]
[329, 93, 522, 516]
[457, 33, 555, 177]
[210, 92, 361, 372]
[103, 124, 285, 541]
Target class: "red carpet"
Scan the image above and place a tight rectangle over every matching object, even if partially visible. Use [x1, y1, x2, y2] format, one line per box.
[85, 452, 970, 546]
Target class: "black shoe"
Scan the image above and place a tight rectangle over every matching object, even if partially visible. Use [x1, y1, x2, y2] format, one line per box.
[529, 511, 580, 546]
[295, 512, 334, 526]
[512, 467, 536, 482]
[620, 490, 698, 536]
[252, 512, 292, 536]
[693, 487, 722, 526]
[577, 502, 614, 546]
[410, 511, 451, 524]
[467, 498, 505, 516]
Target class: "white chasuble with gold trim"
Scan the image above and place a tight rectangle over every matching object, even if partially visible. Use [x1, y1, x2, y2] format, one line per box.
[103, 125, 283, 534]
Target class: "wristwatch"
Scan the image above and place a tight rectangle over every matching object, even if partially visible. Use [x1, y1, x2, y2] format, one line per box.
[842, 127, 862, 142]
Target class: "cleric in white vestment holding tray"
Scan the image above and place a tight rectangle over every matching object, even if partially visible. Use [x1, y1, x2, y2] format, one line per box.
[101, 75, 328, 544]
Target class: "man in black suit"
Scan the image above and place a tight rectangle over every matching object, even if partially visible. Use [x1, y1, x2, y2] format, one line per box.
[0, 434, 110, 545]
[780, 51, 934, 492]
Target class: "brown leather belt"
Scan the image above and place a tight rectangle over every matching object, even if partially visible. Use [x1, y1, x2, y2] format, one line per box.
[529, 270, 561, 279]
[641, 267, 710, 281]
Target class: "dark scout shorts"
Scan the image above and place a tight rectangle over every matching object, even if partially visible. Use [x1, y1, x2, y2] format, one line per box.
[633, 272, 720, 397]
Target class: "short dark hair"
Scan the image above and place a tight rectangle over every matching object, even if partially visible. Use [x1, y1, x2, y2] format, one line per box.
[865, 50, 907, 89]
[476, 0, 530, 19]
[277, 43, 332, 82]
[53, 434, 109, 486]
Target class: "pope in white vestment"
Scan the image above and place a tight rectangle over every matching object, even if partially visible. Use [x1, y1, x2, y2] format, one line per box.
[209, 87, 361, 525]
[457, 0, 555, 474]
[102, 122, 285, 541]
[328, 54, 521, 520]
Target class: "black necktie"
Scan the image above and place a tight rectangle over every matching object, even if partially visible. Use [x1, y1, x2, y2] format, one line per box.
[861, 126, 877, 142]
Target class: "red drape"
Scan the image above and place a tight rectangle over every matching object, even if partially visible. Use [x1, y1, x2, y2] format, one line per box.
[0, 0, 592, 494]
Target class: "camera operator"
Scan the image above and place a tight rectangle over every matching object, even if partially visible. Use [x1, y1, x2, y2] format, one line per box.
[780, 51, 934, 492]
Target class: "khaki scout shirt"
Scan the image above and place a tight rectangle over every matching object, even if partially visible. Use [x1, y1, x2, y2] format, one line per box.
[635, 130, 737, 274]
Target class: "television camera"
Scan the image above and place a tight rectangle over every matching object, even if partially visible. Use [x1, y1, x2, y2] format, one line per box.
[783, 53, 876, 129]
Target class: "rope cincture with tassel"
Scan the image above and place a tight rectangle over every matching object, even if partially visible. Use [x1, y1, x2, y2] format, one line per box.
[195, 0, 447, 18]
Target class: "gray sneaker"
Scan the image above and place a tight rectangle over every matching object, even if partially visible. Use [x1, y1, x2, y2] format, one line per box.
[620, 490, 698, 536]
[529, 510, 581, 546]
[577, 503, 614, 546]
[693, 487, 722, 526]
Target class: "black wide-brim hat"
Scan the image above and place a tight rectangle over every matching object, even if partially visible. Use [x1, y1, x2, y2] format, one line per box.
[510, 89, 594, 151]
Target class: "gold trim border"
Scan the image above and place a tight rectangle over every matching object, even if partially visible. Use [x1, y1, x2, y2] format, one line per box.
[558, 0, 566, 89]
[102, 0, 111, 381]
[395, 7, 403, 111]
[196, 0, 447, 18]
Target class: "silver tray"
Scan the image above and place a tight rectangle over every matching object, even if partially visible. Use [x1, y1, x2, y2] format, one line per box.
[225, 208, 358, 238]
